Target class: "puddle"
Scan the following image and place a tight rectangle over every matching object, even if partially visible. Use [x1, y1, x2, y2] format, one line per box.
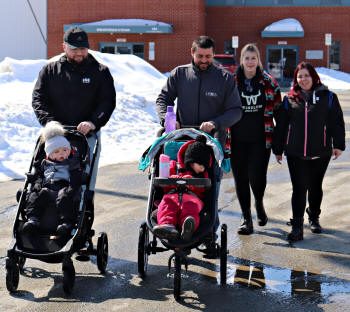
[220, 258, 350, 303]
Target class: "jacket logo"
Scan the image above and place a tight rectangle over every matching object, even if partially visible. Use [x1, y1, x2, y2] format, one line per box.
[241, 90, 261, 105]
[205, 91, 218, 97]
[82, 77, 90, 84]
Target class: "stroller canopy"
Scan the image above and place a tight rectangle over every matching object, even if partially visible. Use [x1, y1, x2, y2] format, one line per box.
[139, 129, 228, 172]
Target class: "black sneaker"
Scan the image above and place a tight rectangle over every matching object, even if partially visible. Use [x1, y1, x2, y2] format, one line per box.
[22, 218, 40, 233]
[237, 218, 253, 235]
[181, 216, 195, 241]
[153, 224, 179, 239]
[56, 223, 73, 237]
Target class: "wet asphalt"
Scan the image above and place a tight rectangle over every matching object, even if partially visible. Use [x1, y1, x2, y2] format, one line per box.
[0, 92, 349, 311]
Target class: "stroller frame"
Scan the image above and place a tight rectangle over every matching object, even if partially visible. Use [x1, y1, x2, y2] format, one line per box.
[5, 128, 108, 295]
[138, 129, 228, 300]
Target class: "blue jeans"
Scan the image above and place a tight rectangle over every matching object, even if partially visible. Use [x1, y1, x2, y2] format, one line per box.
[86, 131, 101, 191]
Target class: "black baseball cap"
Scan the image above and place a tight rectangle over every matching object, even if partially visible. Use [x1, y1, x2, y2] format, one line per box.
[63, 27, 89, 49]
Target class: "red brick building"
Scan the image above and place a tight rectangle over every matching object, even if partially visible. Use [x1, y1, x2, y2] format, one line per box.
[48, 0, 205, 73]
[47, 0, 349, 86]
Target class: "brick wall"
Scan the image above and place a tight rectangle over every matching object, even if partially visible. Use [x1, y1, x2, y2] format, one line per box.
[48, 3, 350, 73]
[48, 0, 205, 72]
[206, 6, 350, 72]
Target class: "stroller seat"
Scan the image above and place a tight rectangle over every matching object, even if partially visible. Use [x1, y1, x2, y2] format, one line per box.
[16, 130, 89, 253]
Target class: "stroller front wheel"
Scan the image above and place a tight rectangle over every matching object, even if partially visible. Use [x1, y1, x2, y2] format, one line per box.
[6, 257, 19, 292]
[138, 222, 149, 278]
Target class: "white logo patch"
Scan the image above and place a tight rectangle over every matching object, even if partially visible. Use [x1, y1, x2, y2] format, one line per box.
[82, 77, 90, 84]
[205, 91, 218, 97]
[241, 90, 261, 105]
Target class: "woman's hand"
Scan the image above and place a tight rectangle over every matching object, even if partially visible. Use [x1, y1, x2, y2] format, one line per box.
[332, 148, 342, 160]
[275, 154, 283, 164]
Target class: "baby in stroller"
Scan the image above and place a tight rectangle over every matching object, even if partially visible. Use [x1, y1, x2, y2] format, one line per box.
[138, 129, 228, 299]
[22, 121, 82, 237]
[153, 135, 212, 241]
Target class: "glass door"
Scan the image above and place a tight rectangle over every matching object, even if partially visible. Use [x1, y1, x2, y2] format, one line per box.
[266, 46, 298, 87]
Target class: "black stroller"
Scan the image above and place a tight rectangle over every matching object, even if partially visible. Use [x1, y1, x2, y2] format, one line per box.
[138, 128, 228, 300]
[5, 128, 108, 294]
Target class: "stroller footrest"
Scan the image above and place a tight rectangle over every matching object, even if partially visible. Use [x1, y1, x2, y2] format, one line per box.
[152, 246, 169, 254]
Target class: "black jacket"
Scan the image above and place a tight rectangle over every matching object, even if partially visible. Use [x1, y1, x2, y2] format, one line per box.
[272, 85, 345, 158]
[32, 54, 116, 131]
[156, 62, 242, 144]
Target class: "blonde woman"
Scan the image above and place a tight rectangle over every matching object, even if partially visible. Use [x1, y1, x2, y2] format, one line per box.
[230, 43, 281, 235]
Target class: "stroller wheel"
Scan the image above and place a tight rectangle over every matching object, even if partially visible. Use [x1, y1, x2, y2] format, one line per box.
[220, 224, 228, 286]
[174, 255, 182, 301]
[137, 222, 149, 278]
[6, 257, 19, 292]
[18, 256, 26, 274]
[62, 257, 75, 295]
[97, 232, 108, 274]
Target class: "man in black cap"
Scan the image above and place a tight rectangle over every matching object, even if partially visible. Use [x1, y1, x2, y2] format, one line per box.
[32, 27, 116, 192]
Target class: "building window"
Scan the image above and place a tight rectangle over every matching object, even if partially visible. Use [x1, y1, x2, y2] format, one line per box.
[99, 42, 144, 59]
[320, 0, 341, 5]
[330, 40, 340, 70]
[224, 40, 236, 55]
[101, 46, 115, 54]
[133, 44, 145, 59]
[275, 0, 293, 4]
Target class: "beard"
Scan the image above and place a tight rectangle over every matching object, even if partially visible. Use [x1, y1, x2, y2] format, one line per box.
[66, 54, 88, 65]
[193, 59, 211, 71]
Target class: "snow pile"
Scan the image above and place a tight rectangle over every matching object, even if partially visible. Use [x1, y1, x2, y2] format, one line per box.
[0, 50, 166, 181]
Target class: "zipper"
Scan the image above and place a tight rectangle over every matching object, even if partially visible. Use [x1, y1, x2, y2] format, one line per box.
[304, 101, 308, 157]
[324, 125, 327, 147]
[286, 124, 291, 145]
[197, 73, 201, 125]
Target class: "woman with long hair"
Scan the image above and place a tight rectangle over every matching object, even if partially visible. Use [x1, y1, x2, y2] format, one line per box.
[273, 61, 345, 241]
[230, 43, 281, 235]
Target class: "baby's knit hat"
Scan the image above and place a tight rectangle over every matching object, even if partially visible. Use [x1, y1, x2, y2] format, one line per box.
[42, 121, 71, 156]
[184, 135, 211, 169]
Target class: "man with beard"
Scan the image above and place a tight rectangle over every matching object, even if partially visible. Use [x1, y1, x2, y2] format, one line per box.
[156, 35, 241, 146]
[32, 27, 116, 191]
[155, 36, 242, 257]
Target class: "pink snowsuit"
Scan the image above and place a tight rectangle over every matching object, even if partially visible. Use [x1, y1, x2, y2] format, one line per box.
[157, 140, 210, 231]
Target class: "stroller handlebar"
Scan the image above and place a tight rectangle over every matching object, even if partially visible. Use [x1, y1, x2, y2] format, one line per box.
[153, 177, 211, 189]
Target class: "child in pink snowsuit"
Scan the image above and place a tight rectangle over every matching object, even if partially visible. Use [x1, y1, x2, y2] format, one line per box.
[153, 135, 212, 241]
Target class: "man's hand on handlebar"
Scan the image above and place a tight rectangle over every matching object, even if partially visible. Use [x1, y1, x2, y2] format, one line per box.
[77, 121, 96, 135]
[199, 121, 216, 133]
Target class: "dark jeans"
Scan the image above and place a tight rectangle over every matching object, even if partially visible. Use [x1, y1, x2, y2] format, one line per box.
[286, 156, 331, 219]
[230, 140, 271, 212]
